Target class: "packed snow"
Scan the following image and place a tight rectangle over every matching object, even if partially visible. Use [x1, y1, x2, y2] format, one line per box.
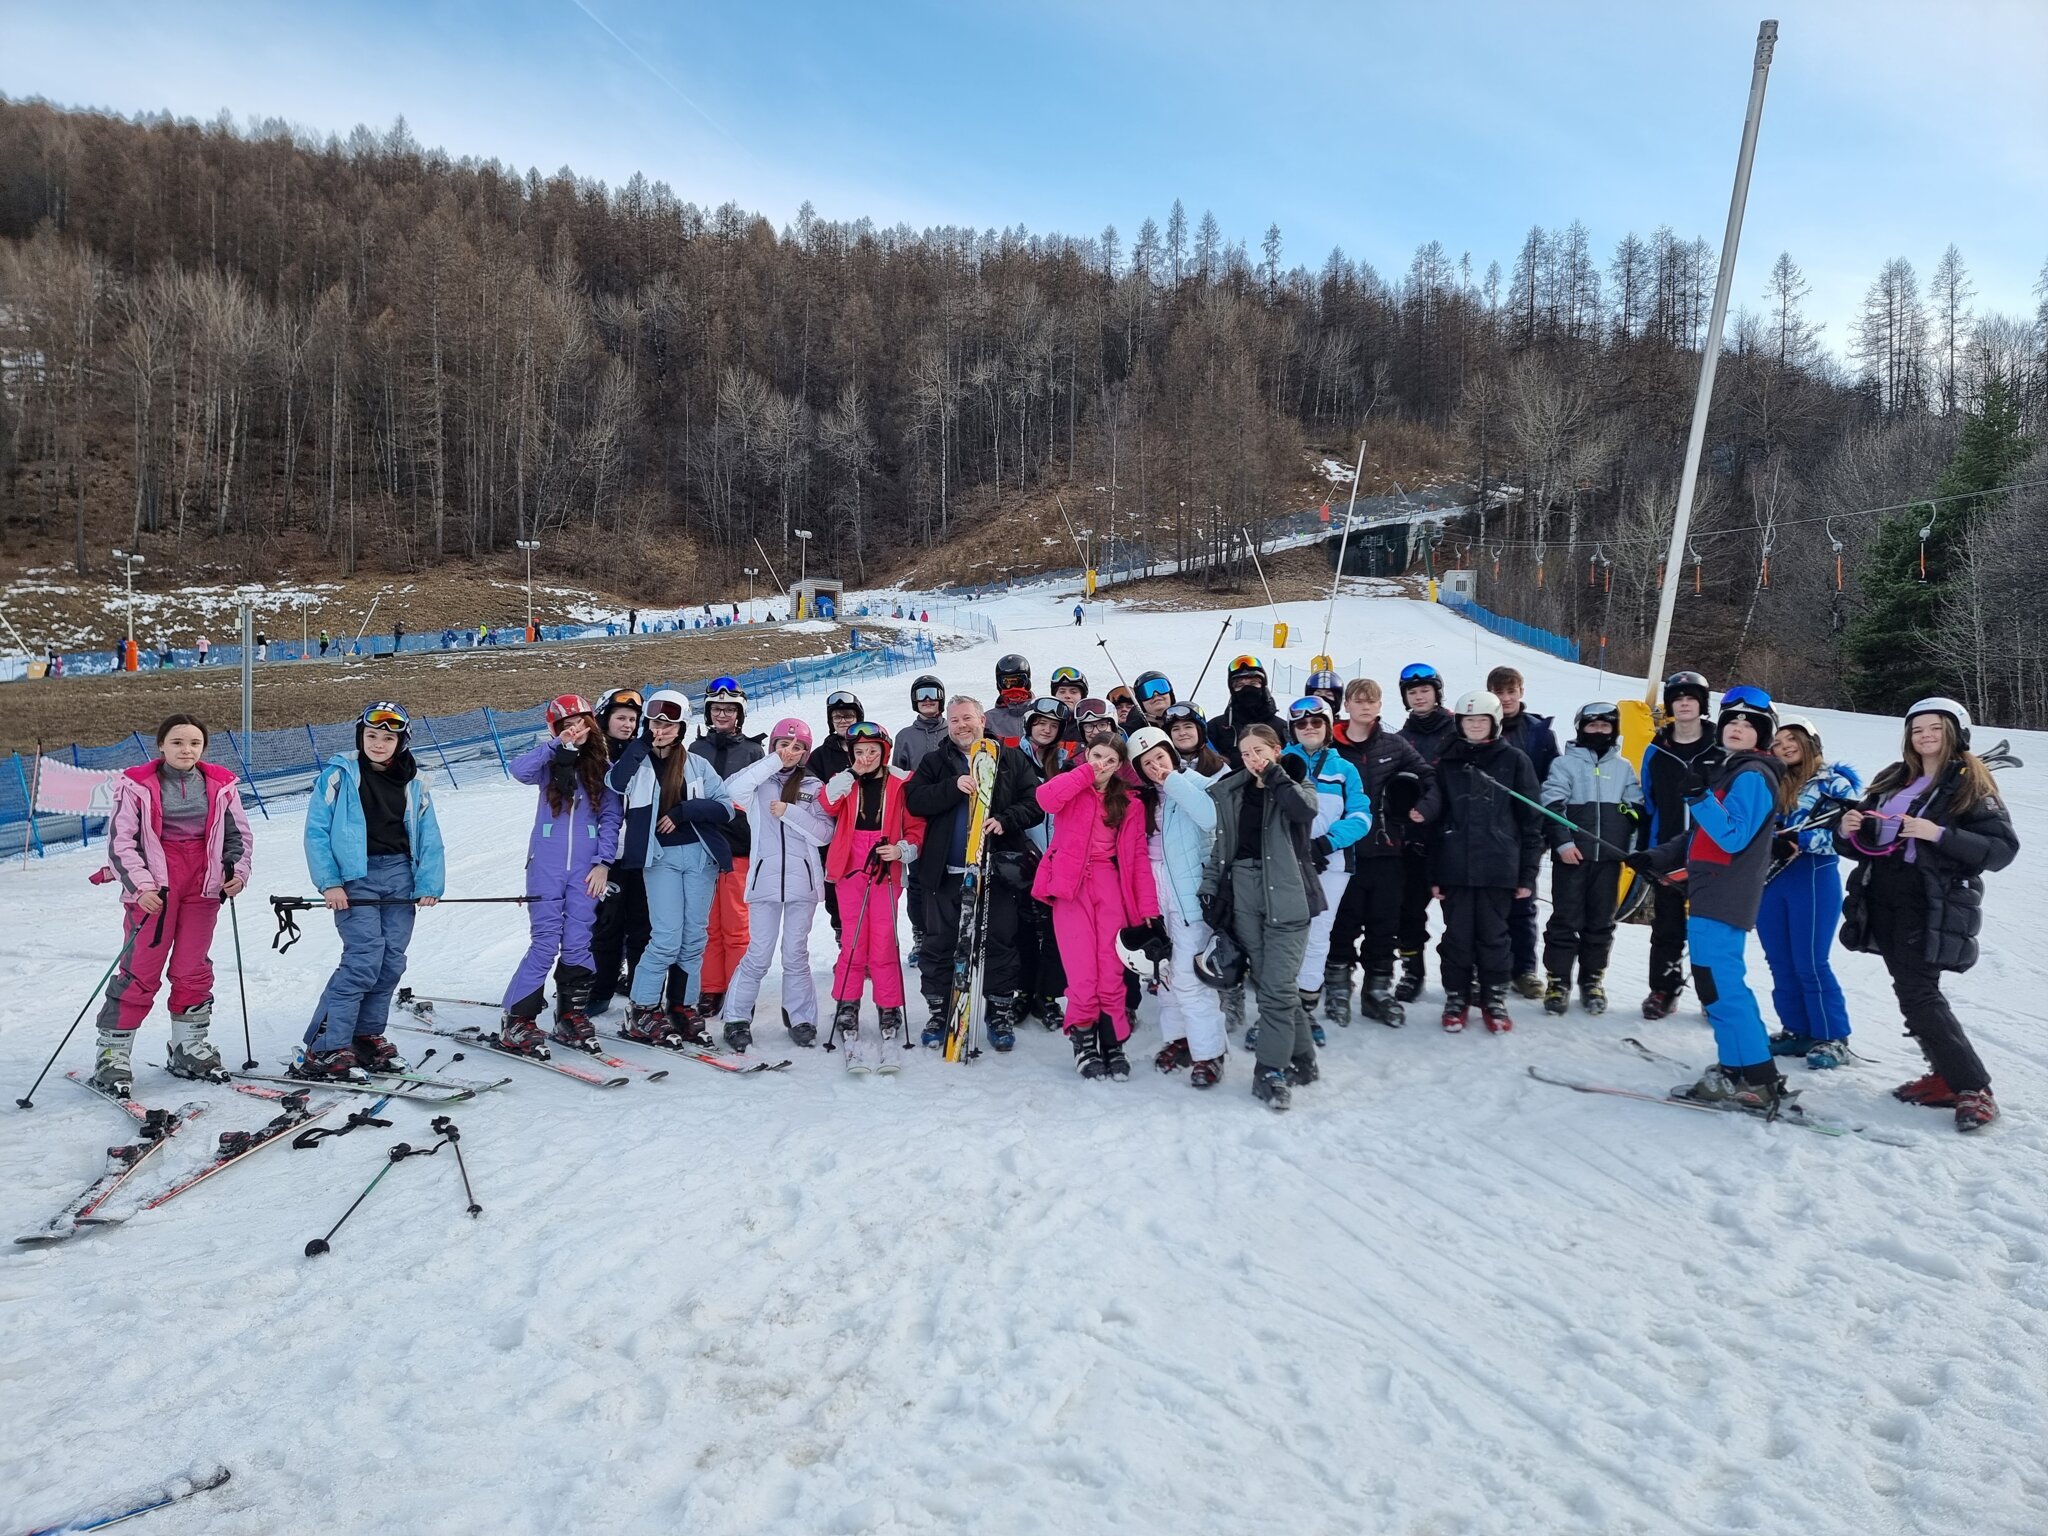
[4, 581, 2046, 1535]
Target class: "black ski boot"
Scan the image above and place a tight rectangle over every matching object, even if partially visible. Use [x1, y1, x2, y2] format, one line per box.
[787, 1017, 818, 1048]
[1480, 984, 1513, 1035]
[1190, 1054, 1224, 1089]
[1099, 1017, 1131, 1081]
[1287, 1052, 1320, 1087]
[1252, 1066, 1292, 1112]
[622, 1004, 672, 1046]
[986, 994, 1019, 1053]
[552, 968, 598, 1048]
[1394, 950, 1426, 1004]
[1361, 971, 1405, 1028]
[667, 1003, 712, 1047]
[1035, 994, 1064, 1031]
[1642, 978, 1684, 1020]
[920, 997, 948, 1049]
[1543, 974, 1570, 1017]
[1070, 1023, 1106, 1079]
[498, 1014, 552, 1058]
[723, 1015, 753, 1053]
[1299, 989, 1327, 1047]
[291, 1043, 363, 1081]
[1323, 963, 1352, 1025]
[353, 1032, 411, 1073]
[1440, 992, 1470, 1033]
[1579, 972, 1608, 1016]
[827, 997, 860, 1051]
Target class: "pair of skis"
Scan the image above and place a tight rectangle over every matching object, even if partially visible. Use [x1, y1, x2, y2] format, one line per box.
[1527, 1060, 1916, 1146]
[395, 992, 790, 1079]
[13, 1075, 208, 1244]
[941, 739, 1000, 1063]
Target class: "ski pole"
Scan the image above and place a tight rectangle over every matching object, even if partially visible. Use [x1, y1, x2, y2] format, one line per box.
[227, 895, 257, 1071]
[1188, 615, 1234, 700]
[432, 1114, 483, 1217]
[1470, 767, 1674, 881]
[15, 925, 142, 1110]
[270, 893, 535, 952]
[303, 1116, 469, 1256]
[1093, 636, 1129, 690]
[825, 872, 878, 1052]
[290, 1048, 449, 1148]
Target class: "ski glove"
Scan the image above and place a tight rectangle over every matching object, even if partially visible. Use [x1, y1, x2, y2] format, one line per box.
[1278, 755, 1308, 783]
[1311, 835, 1334, 859]
[1680, 764, 1711, 803]
[549, 748, 580, 800]
[1199, 889, 1227, 929]
[826, 771, 855, 801]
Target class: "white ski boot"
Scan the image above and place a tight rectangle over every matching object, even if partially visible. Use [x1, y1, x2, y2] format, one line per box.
[91, 1025, 135, 1098]
[167, 1000, 229, 1081]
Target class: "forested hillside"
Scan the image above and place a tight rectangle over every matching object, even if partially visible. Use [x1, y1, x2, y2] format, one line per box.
[2, 100, 2045, 718]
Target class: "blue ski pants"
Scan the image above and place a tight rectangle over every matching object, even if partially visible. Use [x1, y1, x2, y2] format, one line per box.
[1755, 855, 1850, 1042]
[305, 854, 418, 1050]
[633, 839, 718, 1009]
[1689, 914, 1770, 1070]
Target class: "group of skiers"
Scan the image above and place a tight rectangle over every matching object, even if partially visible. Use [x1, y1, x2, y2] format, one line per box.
[83, 649, 2019, 1129]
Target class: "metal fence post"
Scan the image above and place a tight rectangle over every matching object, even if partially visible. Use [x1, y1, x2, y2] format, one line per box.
[484, 708, 511, 778]
[226, 731, 272, 819]
[418, 714, 461, 788]
[12, 752, 46, 859]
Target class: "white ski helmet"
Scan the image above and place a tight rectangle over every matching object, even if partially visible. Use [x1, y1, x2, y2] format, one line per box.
[1116, 925, 1172, 986]
[1775, 710, 1822, 747]
[1453, 689, 1503, 737]
[1126, 725, 1175, 769]
[1905, 695, 1972, 750]
[643, 688, 691, 729]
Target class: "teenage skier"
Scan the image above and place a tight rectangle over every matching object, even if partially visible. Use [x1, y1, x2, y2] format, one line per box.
[1203, 655, 1283, 766]
[1538, 701, 1642, 1016]
[691, 678, 764, 1021]
[585, 688, 649, 1017]
[300, 702, 445, 1080]
[1757, 714, 1860, 1069]
[1394, 661, 1457, 1004]
[721, 719, 835, 1048]
[1129, 725, 1226, 1087]
[1280, 697, 1372, 1047]
[1431, 691, 1543, 1035]
[1837, 698, 2018, 1131]
[1326, 678, 1436, 1027]
[821, 722, 924, 1072]
[88, 715, 252, 1094]
[1637, 670, 1721, 1018]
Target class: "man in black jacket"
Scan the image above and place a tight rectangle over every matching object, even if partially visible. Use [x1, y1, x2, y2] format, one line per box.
[904, 697, 1044, 1048]
[1328, 677, 1440, 1024]
[1393, 662, 1457, 1002]
[1205, 654, 1284, 767]
[690, 680, 765, 1031]
[1636, 671, 1720, 1017]
[1431, 691, 1544, 1033]
[1488, 665, 1560, 997]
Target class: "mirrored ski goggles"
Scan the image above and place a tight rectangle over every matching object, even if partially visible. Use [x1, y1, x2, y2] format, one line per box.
[601, 689, 643, 712]
[645, 698, 687, 723]
[1228, 655, 1264, 675]
[1164, 704, 1206, 728]
[1288, 699, 1332, 724]
[1136, 676, 1174, 701]
[1400, 663, 1440, 685]
[913, 683, 945, 704]
[1050, 667, 1085, 688]
[845, 722, 890, 743]
[826, 691, 861, 712]
[707, 677, 741, 695]
[361, 703, 410, 731]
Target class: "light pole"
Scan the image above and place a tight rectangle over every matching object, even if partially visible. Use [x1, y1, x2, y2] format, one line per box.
[235, 585, 262, 743]
[516, 539, 540, 640]
[110, 549, 144, 656]
[743, 567, 759, 621]
[793, 530, 813, 615]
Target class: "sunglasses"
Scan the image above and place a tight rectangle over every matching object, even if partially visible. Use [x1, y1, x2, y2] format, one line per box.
[1136, 676, 1173, 700]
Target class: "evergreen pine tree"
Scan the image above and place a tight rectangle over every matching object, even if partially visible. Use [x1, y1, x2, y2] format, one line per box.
[1847, 373, 2034, 707]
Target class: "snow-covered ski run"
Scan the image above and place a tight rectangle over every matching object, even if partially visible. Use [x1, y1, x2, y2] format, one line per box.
[7, 581, 2045, 1534]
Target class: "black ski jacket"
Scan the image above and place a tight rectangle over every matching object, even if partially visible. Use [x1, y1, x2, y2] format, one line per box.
[1332, 720, 1440, 860]
[1205, 686, 1284, 766]
[1639, 727, 1722, 849]
[691, 728, 765, 858]
[1499, 707, 1560, 785]
[904, 734, 1046, 885]
[1429, 736, 1544, 891]
[1838, 762, 2019, 973]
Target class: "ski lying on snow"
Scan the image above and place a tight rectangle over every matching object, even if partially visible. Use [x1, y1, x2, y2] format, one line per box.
[230, 1070, 490, 1103]
[391, 1019, 629, 1086]
[1526, 1066, 1914, 1146]
[63, 1068, 155, 1121]
[398, 996, 667, 1080]
[16, 1092, 209, 1244]
[20, 1462, 232, 1534]
[593, 1025, 793, 1074]
[133, 1089, 343, 1211]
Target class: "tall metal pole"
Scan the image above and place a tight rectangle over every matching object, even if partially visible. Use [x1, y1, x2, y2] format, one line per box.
[1321, 439, 1367, 657]
[1643, 19, 1778, 705]
[238, 597, 255, 743]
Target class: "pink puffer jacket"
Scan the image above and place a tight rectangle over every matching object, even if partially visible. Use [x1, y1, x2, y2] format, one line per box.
[1030, 761, 1159, 921]
[99, 761, 253, 901]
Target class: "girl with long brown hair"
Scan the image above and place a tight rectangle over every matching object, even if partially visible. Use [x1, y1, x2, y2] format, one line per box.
[499, 695, 623, 1054]
[1839, 698, 2019, 1131]
[1756, 714, 1861, 1070]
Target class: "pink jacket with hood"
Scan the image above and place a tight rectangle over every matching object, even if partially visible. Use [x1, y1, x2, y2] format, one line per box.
[99, 760, 254, 902]
[1030, 761, 1159, 922]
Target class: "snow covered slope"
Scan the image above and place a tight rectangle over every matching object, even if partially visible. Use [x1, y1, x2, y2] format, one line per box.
[5, 583, 2045, 1536]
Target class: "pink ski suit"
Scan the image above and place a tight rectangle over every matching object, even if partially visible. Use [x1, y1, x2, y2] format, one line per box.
[1033, 762, 1159, 1040]
[94, 760, 253, 1031]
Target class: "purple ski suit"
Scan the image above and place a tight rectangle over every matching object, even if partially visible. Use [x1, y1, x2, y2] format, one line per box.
[503, 739, 623, 1013]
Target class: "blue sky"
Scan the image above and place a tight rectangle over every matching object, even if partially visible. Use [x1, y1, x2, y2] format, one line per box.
[4, 0, 2043, 352]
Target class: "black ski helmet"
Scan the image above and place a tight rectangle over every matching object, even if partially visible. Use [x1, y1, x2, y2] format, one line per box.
[1574, 700, 1621, 748]
[1024, 696, 1071, 732]
[1663, 671, 1711, 711]
[825, 690, 865, 730]
[1133, 669, 1175, 710]
[1399, 662, 1444, 705]
[995, 654, 1031, 694]
[910, 674, 945, 708]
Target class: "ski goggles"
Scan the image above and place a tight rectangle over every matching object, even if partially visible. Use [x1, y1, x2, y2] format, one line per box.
[826, 691, 862, 713]
[1135, 675, 1174, 701]
[1077, 699, 1114, 723]
[360, 702, 410, 731]
[1842, 810, 1906, 858]
[644, 697, 687, 723]
[845, 722, 890, 743]
[1163, 702, 1207, 728]
[913, 682, 945, 704]
[1050, 667, 1085, 689]
[1227, 655, 1266, 678]
[1287, 699, 1333, 725]
[1025, 696, 1069, 723]
[706, 676, 743, 697]
[599, 688, 643, 713]
[1399, 663, 1440, 686]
